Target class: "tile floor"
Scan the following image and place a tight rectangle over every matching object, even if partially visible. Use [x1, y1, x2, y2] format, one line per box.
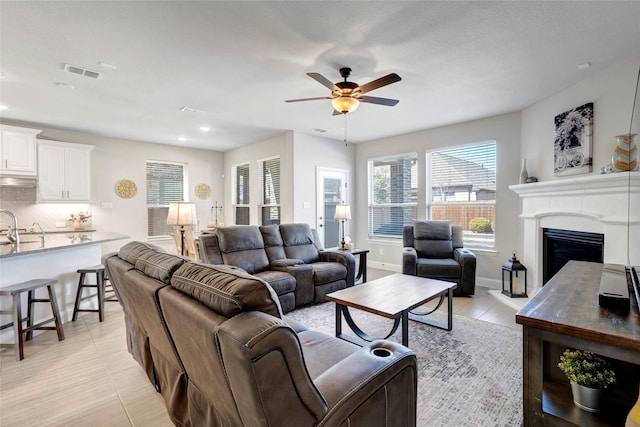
[0, 268, 518, 426]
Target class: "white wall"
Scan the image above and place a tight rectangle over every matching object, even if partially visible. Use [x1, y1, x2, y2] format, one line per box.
[354, 112, 522, 288]
[223, 132, 294, 225]
[521, 53, 640, 181]
[2, 125, 224, 254]
[292, 132, 355, 229]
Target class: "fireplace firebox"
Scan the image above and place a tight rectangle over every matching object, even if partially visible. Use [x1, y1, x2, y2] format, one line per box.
[542, 228, 604, 285]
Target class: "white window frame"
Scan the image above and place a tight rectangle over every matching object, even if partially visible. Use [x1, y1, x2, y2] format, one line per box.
[232, 163, 250, 225]
[146, 160, 187, 239]
[426, 141, 496, 249]
[258, 156, 281, 226]
[367, 152, 418, 238]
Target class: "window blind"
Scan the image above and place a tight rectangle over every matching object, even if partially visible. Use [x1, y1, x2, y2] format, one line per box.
[368, 153, 417, 236]
[428, 142, 496, 247]
[146, 161, 185, 237]
[260, 157, 280, 225]
[234, 163, 250, 224]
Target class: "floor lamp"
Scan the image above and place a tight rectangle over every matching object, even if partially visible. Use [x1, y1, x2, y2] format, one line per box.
[334, 204, 351, 250]
[167, 202, 197, 256]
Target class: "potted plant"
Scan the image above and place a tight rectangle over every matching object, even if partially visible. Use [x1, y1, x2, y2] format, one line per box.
[558, 349, 616, 413]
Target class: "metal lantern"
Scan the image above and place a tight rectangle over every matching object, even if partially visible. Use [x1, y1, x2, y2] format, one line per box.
[502, 251, 528, 298]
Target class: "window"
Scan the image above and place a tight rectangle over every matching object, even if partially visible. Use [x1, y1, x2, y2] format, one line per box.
[368, 153, 418, 237]
[259, 157, 280, 225]
[146, 161, 186, 237]
[427, 141, 496, 248]
[233, 163, 250, 224]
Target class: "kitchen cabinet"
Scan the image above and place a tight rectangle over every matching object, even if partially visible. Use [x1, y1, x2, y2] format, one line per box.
[0, 125, 41, 175]
[37, 140, 94, 202]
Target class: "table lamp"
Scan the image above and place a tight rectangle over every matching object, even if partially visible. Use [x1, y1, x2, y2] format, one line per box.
[334, 204, 351, 250]
[167, 201, 197, 256]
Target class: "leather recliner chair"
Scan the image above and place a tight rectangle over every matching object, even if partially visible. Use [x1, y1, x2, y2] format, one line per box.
[402, 220, 477, 296]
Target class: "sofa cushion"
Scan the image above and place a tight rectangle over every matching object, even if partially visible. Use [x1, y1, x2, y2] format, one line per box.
[170, 262, 282, 319]
[280, 223, 314, 246]
[254, 270, 296, 296]
[416, 258, 460, 279]
[134, 251, 186, 284]
[217, 225, 265, 252]
[414, 240, 453, 259]
[119, 241, 164, 265]
[260, 225, 287, 262]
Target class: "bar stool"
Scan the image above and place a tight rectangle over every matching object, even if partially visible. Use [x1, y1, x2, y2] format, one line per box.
[72, 265, 106, 322]
[0, 278, 65, 361]
[104, 272, 118, 303]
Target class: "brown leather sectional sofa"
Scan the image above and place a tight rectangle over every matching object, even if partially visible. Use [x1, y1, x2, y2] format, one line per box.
[198, 223, 355, 313]
[104, 241, 417, 426]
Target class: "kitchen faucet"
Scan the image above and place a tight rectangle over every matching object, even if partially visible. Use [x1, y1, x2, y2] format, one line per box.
[32, 222, 45, 246]
[0, 209, 20, 245]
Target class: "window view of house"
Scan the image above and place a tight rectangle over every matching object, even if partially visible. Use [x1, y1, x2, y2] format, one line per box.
[260, 157, 280, 225]
[368, 153, 418, 237]
[427, 142, 496, 248]
[146, 161, 185, 237]
[233, 163, 250, 225]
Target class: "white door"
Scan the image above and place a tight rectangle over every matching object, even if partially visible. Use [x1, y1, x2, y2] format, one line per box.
[316, 168, 348, 248]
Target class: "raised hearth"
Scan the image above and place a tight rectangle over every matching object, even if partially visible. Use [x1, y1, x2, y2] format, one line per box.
[510, 172, 639, 296]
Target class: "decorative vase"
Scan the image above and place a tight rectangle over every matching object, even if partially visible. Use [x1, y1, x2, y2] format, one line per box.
[612, 133, 638, 171]
[626, 384, 640, 427]
[520, 159, 528, 184]
[571, 382, 605, 413]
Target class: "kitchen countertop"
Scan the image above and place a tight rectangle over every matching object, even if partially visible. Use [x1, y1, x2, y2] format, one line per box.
[0, 231, 128, 259]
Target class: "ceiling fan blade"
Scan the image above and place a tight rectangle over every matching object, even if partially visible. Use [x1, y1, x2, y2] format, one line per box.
[357, 73, 402, 95]
[285, 96, 333, 103]
[359, 96, 399, 106]
[307, 72, 337, 91]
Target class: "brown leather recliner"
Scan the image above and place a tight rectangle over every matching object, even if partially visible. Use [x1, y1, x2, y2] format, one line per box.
[105, 241, 418, 427]
[402, 220, 477, 296]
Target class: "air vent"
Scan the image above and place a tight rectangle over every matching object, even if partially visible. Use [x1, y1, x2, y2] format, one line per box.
[64, 64, 103, 79]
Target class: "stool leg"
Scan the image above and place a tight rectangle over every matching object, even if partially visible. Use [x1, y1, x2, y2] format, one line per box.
[96, 271, 105, 322]
[12, 293, 24, 361]
[47, 285, 65, 341]
[26, 290, 35, 341]
[72, 272, 86, 321]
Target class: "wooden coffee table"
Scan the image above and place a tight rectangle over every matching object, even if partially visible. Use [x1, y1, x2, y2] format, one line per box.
[326, 273, 456, 347]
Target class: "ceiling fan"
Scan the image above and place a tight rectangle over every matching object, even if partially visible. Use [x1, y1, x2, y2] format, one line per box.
[285, 67, 401, 115]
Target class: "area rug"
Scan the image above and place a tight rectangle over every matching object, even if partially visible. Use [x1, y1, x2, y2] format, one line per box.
[285, 302, 523, 427]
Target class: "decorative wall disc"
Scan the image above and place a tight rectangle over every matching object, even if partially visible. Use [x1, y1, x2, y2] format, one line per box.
[115, 179, 138, 199]
[195, 183, 212, 200]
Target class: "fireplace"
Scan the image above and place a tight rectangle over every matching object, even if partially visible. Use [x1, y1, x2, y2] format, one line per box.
[510, 173, 639, 296]
[542, 228, 604, 284]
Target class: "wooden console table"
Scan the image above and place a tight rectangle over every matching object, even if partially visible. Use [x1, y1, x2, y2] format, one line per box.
[516, 260, 640, 426]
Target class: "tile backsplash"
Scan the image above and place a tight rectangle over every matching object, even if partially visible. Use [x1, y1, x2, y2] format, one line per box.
[0, 187, 91, 231]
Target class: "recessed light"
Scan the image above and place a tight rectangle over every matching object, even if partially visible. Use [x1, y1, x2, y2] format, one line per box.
[178, 137, 187, 142]
[577, 62, 591, 70]
[180, 106, 204, 114]
[200, 126, 211, 132]
[312, 128, 327, 133]
[0, 105, 8, 110]
[55, 82, 75, 89]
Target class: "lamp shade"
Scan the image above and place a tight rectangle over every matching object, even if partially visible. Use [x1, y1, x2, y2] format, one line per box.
[334, 204, 351, 221]
[167, 202, 198, 226]
[331, 96, 359, 114]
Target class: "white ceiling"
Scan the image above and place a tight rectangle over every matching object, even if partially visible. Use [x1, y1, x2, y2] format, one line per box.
[1, 1, 639, 152]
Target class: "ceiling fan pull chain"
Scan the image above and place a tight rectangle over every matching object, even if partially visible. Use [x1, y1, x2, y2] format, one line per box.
[344, 114, 348, 146]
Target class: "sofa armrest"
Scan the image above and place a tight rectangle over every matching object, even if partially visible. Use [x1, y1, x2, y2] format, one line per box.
[402, 247, 418, 275]
[314, 340, 417, 426]
[271, 258, 304, 267]
[454, 248, 476, 295]
[318, 250, 356, 287]
[272, 263, 315, 306]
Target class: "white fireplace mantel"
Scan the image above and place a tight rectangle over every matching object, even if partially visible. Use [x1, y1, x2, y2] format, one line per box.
[509, 171, 639, 296]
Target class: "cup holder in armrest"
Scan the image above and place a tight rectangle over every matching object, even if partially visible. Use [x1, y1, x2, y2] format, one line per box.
[371, 348, 393, 358]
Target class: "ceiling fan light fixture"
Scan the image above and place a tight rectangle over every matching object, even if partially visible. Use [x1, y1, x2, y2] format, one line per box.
[331, 96, 359, 114]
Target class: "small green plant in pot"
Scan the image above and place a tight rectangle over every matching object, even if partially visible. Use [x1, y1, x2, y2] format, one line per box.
[558, 349, 616, 413]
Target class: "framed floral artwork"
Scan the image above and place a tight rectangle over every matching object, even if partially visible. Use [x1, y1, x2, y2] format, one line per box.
[554, 102, 593, 176]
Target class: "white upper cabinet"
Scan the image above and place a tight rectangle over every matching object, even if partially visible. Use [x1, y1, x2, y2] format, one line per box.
[37, 140, 94, 202]
[0, 125, 41, 175]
